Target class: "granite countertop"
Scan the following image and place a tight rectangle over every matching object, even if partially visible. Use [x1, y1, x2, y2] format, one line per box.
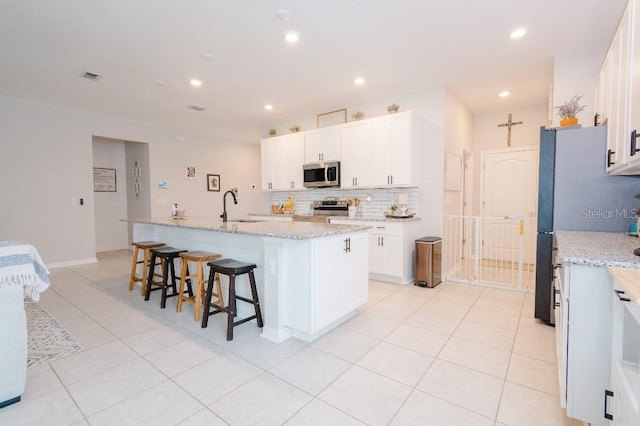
[127, 217, 370, 240]
[555, 230, 640, 269]
[328, 215, 421, 223]
[249, 213, 420, 223]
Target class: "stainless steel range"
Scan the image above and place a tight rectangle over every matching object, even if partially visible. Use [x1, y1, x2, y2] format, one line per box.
[312, 198, 349, 216]
[293, 198, 349, 223]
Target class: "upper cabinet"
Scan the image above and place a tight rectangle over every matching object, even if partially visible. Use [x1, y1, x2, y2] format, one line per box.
[340, 120, 373, 188]
[371, 111, 414, 186]
[304, 126, 341, 163]
[260, 110, 423, 191]
[261, 133, 305, 191]
[598, 0, 640, 175]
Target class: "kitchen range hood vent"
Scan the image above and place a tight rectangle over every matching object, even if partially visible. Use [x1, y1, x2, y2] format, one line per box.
[187, 104, 206, 111]
[80, 71, 102, 81]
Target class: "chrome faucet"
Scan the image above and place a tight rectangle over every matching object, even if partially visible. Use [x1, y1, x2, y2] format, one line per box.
[220, 189, 238, 222]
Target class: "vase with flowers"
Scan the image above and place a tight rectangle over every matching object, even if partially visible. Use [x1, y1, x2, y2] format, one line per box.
[555, 94, 586, 127]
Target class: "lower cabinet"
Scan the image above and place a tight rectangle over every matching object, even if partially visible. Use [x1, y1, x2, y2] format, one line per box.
[311, 233, 368, 332]
[556, 263, 612, 426]
[284, 232, 368, 339]
[607, 268, 640, 425]
[329, 218, 421, 284]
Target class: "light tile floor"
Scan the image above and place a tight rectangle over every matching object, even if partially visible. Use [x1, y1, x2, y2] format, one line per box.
[0, 250, 583, 426]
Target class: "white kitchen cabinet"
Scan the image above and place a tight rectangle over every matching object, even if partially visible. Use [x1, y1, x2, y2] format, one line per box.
[607, 267, 640, 425]
[368, 224, 403, 277]
[329, 218, 421, 284]
[304, 126, 341, 163]
[288, 232, 368, 338]
[261, 133, 305, 191]
[555, 261, 613, 425]
[371, 111, 413, 186]
[340, 120, 373, 188]
[261, 138, 274, 190]
[601, 0, 640, 175]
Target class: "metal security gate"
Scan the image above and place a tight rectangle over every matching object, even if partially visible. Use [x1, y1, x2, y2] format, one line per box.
[443, 215, 535, 292]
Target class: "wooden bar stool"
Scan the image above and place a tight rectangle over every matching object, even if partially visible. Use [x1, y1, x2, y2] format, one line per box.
[201, 258, 263, 341]
[129, 241, 165, 295]
[176, 251, 224, 321]
[145, 247, 191, 309]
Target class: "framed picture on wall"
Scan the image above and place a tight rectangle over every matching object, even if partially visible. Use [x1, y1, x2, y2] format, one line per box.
[93, 168, 117, 192]
[317, 108, 347, 128]
[185, 164, 197, 179]
[207, 174, 220, 192]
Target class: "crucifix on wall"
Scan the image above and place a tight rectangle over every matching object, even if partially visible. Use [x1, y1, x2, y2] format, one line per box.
[497, 113, 523, 147]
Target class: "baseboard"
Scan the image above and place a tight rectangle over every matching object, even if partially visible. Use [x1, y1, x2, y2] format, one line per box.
[47, 257, 98, 269]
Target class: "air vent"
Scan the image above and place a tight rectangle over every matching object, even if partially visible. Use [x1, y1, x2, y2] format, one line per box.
[80, 71, 102, 81]
[187, 104, 206, 111]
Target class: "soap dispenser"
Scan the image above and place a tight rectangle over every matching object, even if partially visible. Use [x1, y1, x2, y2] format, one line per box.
[171, 203, 178, 217]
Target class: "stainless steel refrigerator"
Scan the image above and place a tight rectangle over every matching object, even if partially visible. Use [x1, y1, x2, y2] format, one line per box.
[535, 125, 639, 324]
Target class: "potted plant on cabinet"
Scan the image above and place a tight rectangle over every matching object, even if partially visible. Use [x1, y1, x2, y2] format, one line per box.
[555, 95, 586, 127]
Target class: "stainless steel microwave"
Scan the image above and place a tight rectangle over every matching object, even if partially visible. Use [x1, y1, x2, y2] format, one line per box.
[303, 161, 340, 188]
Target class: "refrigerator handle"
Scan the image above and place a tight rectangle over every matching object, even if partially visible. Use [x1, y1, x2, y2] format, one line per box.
[607, 148, 616, 167]
[631, 130, 640, 157]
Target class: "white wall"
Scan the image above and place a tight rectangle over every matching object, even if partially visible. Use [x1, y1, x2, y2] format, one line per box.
[0, 95, 264, 266]
[471, 104, 548, 215]
[125, 140, 152, 244]
[443, 92, 473, 216]
[92, 138, 128, 251]
[552, 45, 607, 127]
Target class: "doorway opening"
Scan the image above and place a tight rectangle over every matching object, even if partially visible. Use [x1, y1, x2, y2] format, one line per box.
[443, 146, 538, 292]
[92, 136, 151, 253]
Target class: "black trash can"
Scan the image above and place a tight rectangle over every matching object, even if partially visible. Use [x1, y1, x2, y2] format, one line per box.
[415, 237, 442, 288]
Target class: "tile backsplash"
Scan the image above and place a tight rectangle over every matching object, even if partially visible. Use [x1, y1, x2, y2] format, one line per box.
[268, 187, 418, 218]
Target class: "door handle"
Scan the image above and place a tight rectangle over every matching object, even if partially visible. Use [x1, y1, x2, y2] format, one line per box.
[631, 130, 640, 157]
[607, 149, 615, 167]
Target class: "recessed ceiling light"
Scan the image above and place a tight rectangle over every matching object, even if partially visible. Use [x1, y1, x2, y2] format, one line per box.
[275, 9, 291, 21]
[154, 80, 167, 86]
[499, 91, 510, 97]
[187, 104, 206, 111]
[510, 28, 527, 39]
[190, 79, 202, 87]
[284, 32, 299, 43]
[264, 104, 273, 111]
[354, 77, 365, 85]
[202, 53, 215, 61]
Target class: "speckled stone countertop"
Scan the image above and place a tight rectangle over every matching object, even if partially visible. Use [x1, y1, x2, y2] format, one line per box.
[128, 217, 370, 240]
[249, 213, 420, 223]
[555, 230, 640, 269]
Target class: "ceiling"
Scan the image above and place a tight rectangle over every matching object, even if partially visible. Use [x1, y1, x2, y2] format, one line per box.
[0, 0, 627, 142]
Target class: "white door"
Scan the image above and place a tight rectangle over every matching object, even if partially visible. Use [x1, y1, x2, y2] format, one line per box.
[481, 147, 538, 264]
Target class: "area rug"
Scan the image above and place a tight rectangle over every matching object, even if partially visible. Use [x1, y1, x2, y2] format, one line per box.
[25, 301, 83, 368]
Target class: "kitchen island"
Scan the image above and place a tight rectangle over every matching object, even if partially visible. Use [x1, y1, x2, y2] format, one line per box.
[129, 217, 370, 342]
